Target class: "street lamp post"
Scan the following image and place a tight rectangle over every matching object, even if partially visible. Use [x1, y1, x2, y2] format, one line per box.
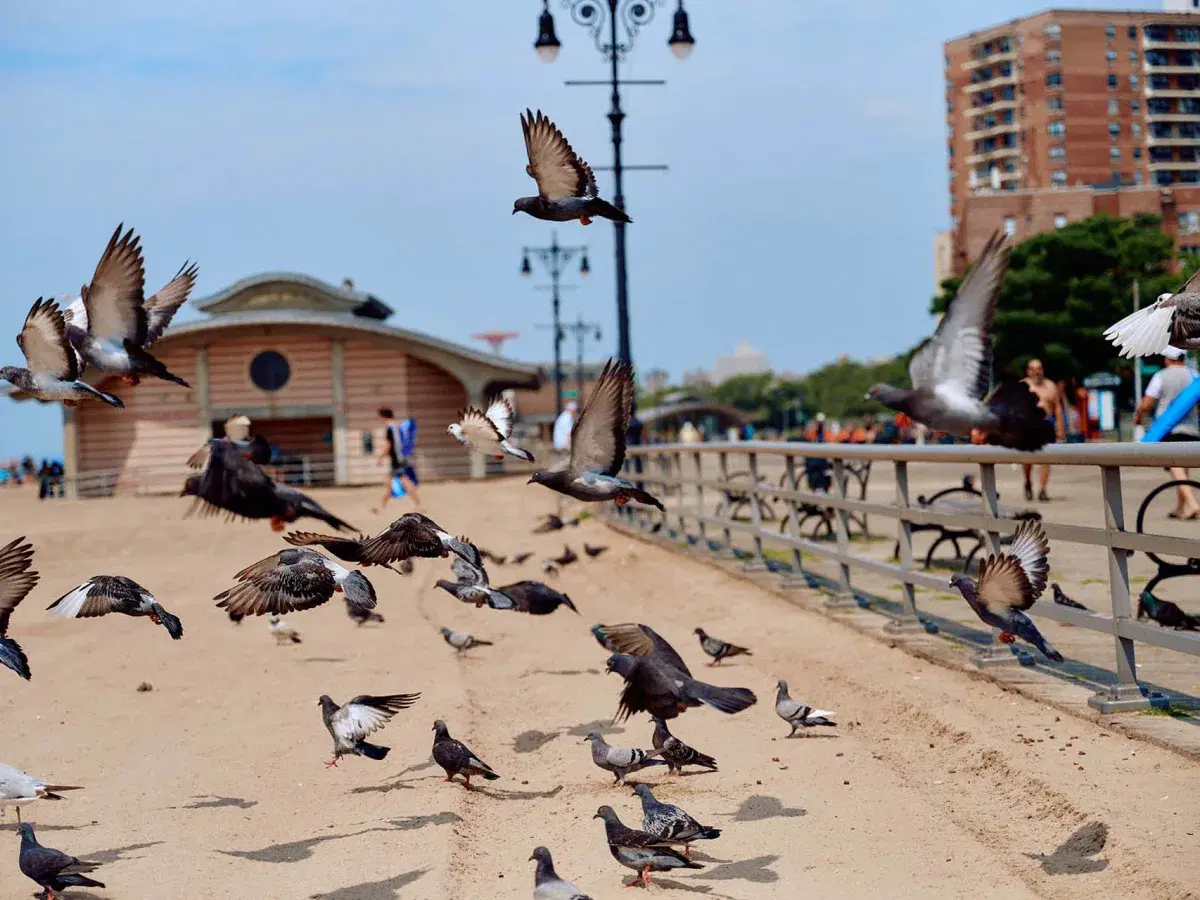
[521, 232, 590, 418]
[561, 314, 604, 400]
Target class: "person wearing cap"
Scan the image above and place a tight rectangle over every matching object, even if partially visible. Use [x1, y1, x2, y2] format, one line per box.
[1136, 346, 1200, 519]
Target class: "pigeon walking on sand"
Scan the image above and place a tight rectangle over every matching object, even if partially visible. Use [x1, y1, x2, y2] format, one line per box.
[1105, 268, 1200, 357]
[527, 359, 665, 510]
[495, 580, 578, 615]
[865, 232, 1053, 451]
[434, 544, 516, 610]
[514, 109, 632, 226]
[583, 543, 608, 558]
[268, 615, 302, 645]
[693, 627, 752, 666]
[651, 718, 717, 775]
[441, 627, 493, 653]
[358, 513, 473, 567]
[594, 805, 702, 889]
[48, 576, 183, 640]
[318, 692, 421, 767]
[19, 824, 105, 900]
[214, 547, 377, 618]
[530, 846, 592, 900]
[632, 784, 721, 859]
[432, 719, 500, 790]
[774, 680, 837, 737]
[584, 732, 666, 785]
[448, 397, 534, 462]
[0, 764, 82, 824]
[0, 536, 38, 680]
[949, 519, 1063, 661]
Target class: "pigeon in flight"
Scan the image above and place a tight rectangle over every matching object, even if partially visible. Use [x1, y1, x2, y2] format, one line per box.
[2, 298, 123, 408]
[632, 784, 721, 859]
[651, 718, 717, 775]
[949, 519, 1063, 661]
[441, 627, 493, 652]
[593, 805, 702, 889]
[865, 232, 1053, 451]
[48, 576, 183, 640]
[284, 531, 403, 574]
[61, 224, 191, 388]
[448, 397, 534, 462]
[1104, 267, 1200, 357]
[358, 513, 473, 567]
[584, 732, 666, 785]
[553, 545, 578, 567]
[432, 719, 500, 790]
[514, 109, 632, 226]
[1138, 589, 1200, 630]
[0, 764, 82, 825]
[533, 514, 567, 534]
[214, 548, 377, 618]
[433, 544, 517, 610]
[268, 615, 302, 645]
[527, 359, 664, 509]
[0, 536, 38, 680]
[494, 580, 578, 615]
[18, 824, 105, 899]
[477, 548, 507, 565]
[541, 560, 560, 578]
[583, 543, 608, 559]
[774, 680, 837, 737]
[511, 551, 534, 565]
[693, 627, 752, 666]
[318, 692, 421, 767]
[530, 846, 592, 900]
[593, 622, 693, 676]
[607, 653, 756, 723]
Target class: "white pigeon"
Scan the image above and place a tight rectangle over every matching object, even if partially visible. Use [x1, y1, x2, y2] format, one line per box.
[447, 397, 534, 462]
[774, 680, 837, 738]
[268, 615, 302, 645]
[0, 763, 83, 824]
[1104, 269, 1200, 358]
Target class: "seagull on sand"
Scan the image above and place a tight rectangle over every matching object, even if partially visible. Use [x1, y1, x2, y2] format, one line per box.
[48, 576, 183, 640]
[527, 359, 664, 510]
[19, 824, 105, 900]
[318, 692, 421, 767]
[0, 536, 38, 680]
[530, 846, 592, 900]
[432, 719, 500, 790]
[1105, 267, 1200, 357]
[358, 513, 474, 567]
[214, 548, 377, 618]
[514, 109, 632, 227]
[774, 680, 837, 737]
[0, 764, 83, 824]
[268, 615, 302, 645]
[448, 397, 534, 462]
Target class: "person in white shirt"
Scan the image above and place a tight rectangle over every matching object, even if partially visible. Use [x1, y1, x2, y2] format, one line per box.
[553, 401, 577, 454]
[1135, 346, 1200, 519]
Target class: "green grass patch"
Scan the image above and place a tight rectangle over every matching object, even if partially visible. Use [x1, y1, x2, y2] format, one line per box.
[1140, 706, 1197, 720]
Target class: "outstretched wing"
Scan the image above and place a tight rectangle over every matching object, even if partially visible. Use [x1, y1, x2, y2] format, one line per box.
[0, 537, 37, 637]
[81, 224, 147, 344]
[17, 299, 79, 381]
[144, 261, 198, 346]
[457, 407, 504, 448]
[483, 397, 515, 440]
[214, 555, 336, 616]
[521, 108, 597, 200]
[597, 623, 691, 677]
[333, 693, 420, 742]
[568, 358, 633, 476]
[360, 513, 448, 564]
[47, 575, 150, 619]
[975, 523, 1049, 615]
[451, 542, 489, 587]
[1001, 519, 1050, 600]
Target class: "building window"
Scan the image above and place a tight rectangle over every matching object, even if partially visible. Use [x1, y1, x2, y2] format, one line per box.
[1044, 23, 1061, 41]
[1054, 214, 1068, 229]
[1150, 97, 1171, 114]
[1106, 24, 1116, 40]
[1048, 120, 1066, 137]
[1047, 49, 1062, 65]
[1182, 26, 1200, 44]
[1048, 96, 1064, 112]
[1108, 99, 1119, 115]
[1153, 122, 1174, 139]
[1134, 147, 1143, 159]
[1052, 169, 1067, 186]
[1184, 245, 1200, 257]
[1132, 123, 1142, 139]
[1132, 99, 1142, 112]
[1183, 170, 1200, 184]
[1111, 146, 1122, 160]
[1130, 50, 1139, 64]
[249, 350, 291, 392]
[1129, 25, 1138, 40]
[1109, 122, 1121, 137]
[361, 432, 374, 455]
[1107, 49, 1118, 64]
[1049, 145, 1067, 160]
[1180, 211, 1200, 235]
[1148, 50, 1170, 67]
[1157, 170, 1175, 186]
[1113, 170, 1123, 185]
[1147, 25, 1169, 43]
[1047, 72, 1063, 88]
[1003, 216, 1016, 237]
[1131, 75, 1140, 90]
[1152, 74, 1170, 90]
[1107, 74, 1118, 90]
[1135, 170, 1144, 184]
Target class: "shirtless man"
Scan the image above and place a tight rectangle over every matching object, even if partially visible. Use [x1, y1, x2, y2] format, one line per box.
[1021, 359, 1065, 501]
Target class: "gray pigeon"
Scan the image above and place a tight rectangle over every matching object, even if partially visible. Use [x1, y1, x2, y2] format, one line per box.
[774, 680, 837, 737]
[448, 397, 535, 462]
[632, 783, 721, 859]
[0, 764, 83, 824]
[949, 519, 1063, 662]
[693, 627, 752, 666]
[651, 718, 717, 775]
[359, 513, 474, 566]
[432, 719, 500, 790]
[441, 627, 493, 652]
[318, 692, 420, 767]
[0, 536, 38, 680]
[19, 823, 105, 899]
[1105, 267, 1200, 356]
[864, 232, 1053, 451]
[530, 846, 592, 900]
[527, 359, 664, 510]
[1, 298, 123, 408]
[593, 805, 702, 888]
[61, 224, 192, 388]
[584, 732, 666, 784]
[47, 575, 183, 640]
[214, 547, 376, 618]
[594, 623, 692, 675]
[494, 580, 578, 615]
[433, 544, 517, 610]
[514, 109, 632, 226]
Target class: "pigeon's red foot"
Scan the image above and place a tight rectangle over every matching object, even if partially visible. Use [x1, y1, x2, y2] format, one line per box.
[998, 632, 1016, 644]
[614, 496, 628, 507]
[581, 216, 593, 226]
[463, 775, 472, 790]
[325, 759, 339, 768]
[149, 613, 161, 625]
[269, 517, 286, 533]
[494, 455, 504, 461]
[444, 775, 454, 782]
[121, 374, 140, 387]
[334, 585, 343, 593]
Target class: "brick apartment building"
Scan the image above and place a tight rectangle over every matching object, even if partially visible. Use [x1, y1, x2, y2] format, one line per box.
[941, 4, 1200, 281]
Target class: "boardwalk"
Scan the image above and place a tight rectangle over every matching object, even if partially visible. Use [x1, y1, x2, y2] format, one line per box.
[0, 478, 1197, 899]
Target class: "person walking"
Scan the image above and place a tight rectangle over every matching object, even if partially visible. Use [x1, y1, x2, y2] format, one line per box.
[373, 407, 422, 514]
[1021, 359, 1066, 501]
[552, 401, 577, 457]
[1135, 346, 1200, 520]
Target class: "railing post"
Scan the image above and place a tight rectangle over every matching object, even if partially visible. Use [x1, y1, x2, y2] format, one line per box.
[693, 451, 707, 547]
[971, 462, 1027, 667]
[779, 452, 807, 587]
[672, 451, 687, 539]
[1089, 465, 1152, 712]
[884, 460, 928, 633]
[716, 451, 734, 556]
[743, 451, 768, 571]
[826, 458, 857, 609]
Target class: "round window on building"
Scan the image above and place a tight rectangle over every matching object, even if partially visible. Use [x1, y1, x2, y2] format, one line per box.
[249, 350, 291, 392]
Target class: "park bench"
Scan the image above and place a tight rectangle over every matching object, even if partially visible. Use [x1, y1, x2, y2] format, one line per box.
[713, 457, 872, 540]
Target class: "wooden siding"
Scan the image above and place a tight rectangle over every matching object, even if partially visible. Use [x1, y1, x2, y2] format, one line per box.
[206, 331, 333, 412]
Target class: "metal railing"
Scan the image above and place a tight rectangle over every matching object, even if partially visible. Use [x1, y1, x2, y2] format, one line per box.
[609, 441, 1200, 713]
[72, 456, 338, 498]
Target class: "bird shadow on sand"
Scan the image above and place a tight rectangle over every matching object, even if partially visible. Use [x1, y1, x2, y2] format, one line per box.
[181, 795, 258, 810]
[308, 867, 429, 899]
[696, 855, 780, 884]
[382, 811, 462, 832]
[83, 841, 165, 865]
[471, 784, 564, 802]
[521, 668, 602, 678]
[513, 729, 560, 753]
[298, 657, 346, 664]
[647, 878, 733, 896]
[0, 821, 94, 834]
[349, 760, 438, 795]
[566, 719, 626, 738]
[784, 732, 839, 740]
[218, 830, 375, 864]
[1024, 822, 1109, 875]
[728, 796, 806, 822]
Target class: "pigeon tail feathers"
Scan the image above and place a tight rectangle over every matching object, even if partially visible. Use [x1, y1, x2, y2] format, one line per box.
[123, 340, 190, 387]
[1104, 304, 1174, 358]
[151, 604, 184, 640]
[587, 197, 633, 224]
[689, 683, 757, 714]
[57, 874, 106, 889]
[355, 740, 390, 760]
[623, 487, 665, 511]
[0, 637, 31, 680]
[85, 384, 124, 408]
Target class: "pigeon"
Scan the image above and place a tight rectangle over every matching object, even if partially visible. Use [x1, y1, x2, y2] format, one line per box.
[949, 519, 1063, 661]
[865, 232, 1053, 451]
[18, 824, 105, 900]
[214, 548, 377, 618]
[606, 653, 757, 722]
[528, 359, 664, 509]
[514, 109, 632, 226]
[358, 513, 473, 567]
[318, 692, 421, 767]
[478, 548, 507, 565]
[1, 298, 123, 408]
[533, 514, 566, 534]
[511, 551, 534, 565]
[441, 627, 493, 652]
[593, 622, 693, 676]
[1050, 582, 1088, 626]
[347, 603, 385, 627]
[584, 732, 666, 784]
[448, 397, 535, 462]
[0, 536, 37, 680]
[433, 544, 517, 610]
[283, 531, 403, 574]
[60, 224, 191, 388]
[432, 719, 500, 789]
[1138, 589, 1200, 630]
[593, 805, 701, 888]
[632, 783, 721, 859]
[651, 718, 717, 775]
[268, 615, 302, 645]
[583, 543, 608, 558]
[47, 576, 183, 640]
[693, 627, 752, 666]
[774, 680, 837, 737]
[553, 545, 578, 567]
[0, 764, 82, 824]
[530, 846, 592, 900]
[1104, 267, 1200, 357]
[542, 560, 560, 577]
[494, 580, 578, 615]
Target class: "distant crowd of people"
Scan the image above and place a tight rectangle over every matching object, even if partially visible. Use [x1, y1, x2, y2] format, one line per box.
[0, 456, 66, 499]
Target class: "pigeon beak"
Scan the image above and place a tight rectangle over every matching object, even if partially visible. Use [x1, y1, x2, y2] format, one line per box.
[592, 812, 601, 819]
[528, 853, 536, 861]
[511, 209, 518, 215]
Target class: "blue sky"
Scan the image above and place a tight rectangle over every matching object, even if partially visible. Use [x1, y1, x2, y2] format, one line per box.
[0, 0, 1160, 459]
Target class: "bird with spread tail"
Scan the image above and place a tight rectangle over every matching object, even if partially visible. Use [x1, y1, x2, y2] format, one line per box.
[448, 397, 534, 462]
